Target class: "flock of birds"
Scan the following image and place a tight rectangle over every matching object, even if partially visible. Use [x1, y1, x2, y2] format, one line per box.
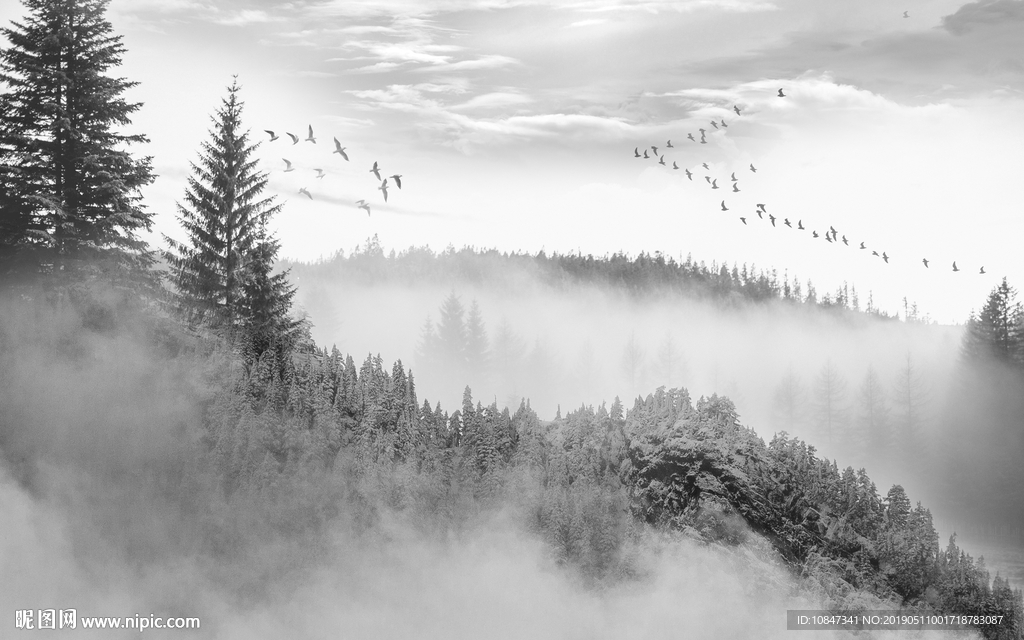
[632, 88, 988, 276]
[263, 125, 402, 216]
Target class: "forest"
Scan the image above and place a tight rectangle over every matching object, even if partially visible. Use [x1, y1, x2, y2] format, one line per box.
[1, 1, 1023, 638]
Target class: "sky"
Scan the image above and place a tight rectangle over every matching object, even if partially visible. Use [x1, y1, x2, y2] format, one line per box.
[4, 0, 1024, 323]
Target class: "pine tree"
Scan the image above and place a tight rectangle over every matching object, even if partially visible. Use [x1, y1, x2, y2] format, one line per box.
[436, 291, 467, 379]
[892, 352, 928, 466]
[812, 358, 848, 450]
[0, 0, 155, 285]
[857, 365, 891, 464]
[165, 77, 289, 343]
[961, 278, 1023, 368]
[653, 332, 686, 387]
[464, 298, 489, 379]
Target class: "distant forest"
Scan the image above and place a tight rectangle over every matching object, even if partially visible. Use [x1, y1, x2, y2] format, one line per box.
[286, 235, 922, 319]
[1, 1, 1022, 638]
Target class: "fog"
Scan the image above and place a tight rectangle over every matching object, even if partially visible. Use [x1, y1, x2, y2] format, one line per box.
[0, 289, 985, 639]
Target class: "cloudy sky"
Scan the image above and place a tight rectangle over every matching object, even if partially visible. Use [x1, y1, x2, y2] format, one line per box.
[5, 0, 1024, 322]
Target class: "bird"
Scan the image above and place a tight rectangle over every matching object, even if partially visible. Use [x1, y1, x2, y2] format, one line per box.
[314, 168, 325, 179]
[882, 253, 889, 263]
[687, 133, 695, 141]
[666, 140, 674, 148]
[842, 235, 849, 246]
[813, 231, 819, 238]
[860, 242, 866, 250]
[980, 266, 986, 274]
[731, 172, 738, 182]
[644, 150, 650, 158]
[778, 88, 786, 97]
[699, 128, 706, 135]
[378, 179, 389, 202]
[658, 155, 666, 166]
[651, 145, 659, 155]
[750, 164, 757, 173]
[264, 130, 279, 141]
[298, 187, 312, 199]
[784, 218, 792, 228]
[756, 203, 766, 212]
[872, 250, 879, 256]
[700, 135, 707, 144]
[390, 174, 402, 189]
[370, 161, 382, 180]
[705, 176, 712, 184]
[711, 121, 719, 130]
[333, 138, 349, 160]
[287, 132, 299, 145]
[769, 214, 776, 227]
[733, 105, 741, 116]
[305, 125, 316, 143]
[732, 183, 740, 192]
[634, 147, 641, 158]
[797, 220, 805, 230]
[282, 158, 295, 172]
[953, 261, 960, 272]
[756, 209, 763, 219]
[672, 161, 679, 170]
[903, 10, 909, 18]
[356, 200, 371, 216]
[922, 258, 929, 268]
[721, 118, 728, 128]
[711, 179, 719, 189]
[685, 169, 693, 180]
[826, 233, 834, 243]
[702, 163, 710, 170]
[740, 217, 747, 224]
[721, 200, 729, 211]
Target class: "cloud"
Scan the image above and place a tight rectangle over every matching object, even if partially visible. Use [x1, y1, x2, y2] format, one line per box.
[942, 0, 1024, 35]
[449, 92, 534, 110]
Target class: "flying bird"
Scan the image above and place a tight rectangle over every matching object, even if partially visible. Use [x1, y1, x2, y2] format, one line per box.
[282, 158, 294, 172]
[953, 261, 960, 272]
[733, 105, 741, 115]
[732, 183, 740, 192]
[797, 220, 805, 230]
[750, 164, 757, 173]
[705, 176, 712, 184]
[826, 233, 834, 243]
[298, 187, 312, 199]
[687, 133, 695, 141]
[264, 130, 279, 141]
[872, 250, 879, 257]
[702, 163, 710, 170]
[922, 258, 929, 268]
[769, 214, 776, 227]
[882, 252, 889, 263]
[390, 174, 402, 189]
[658, 155, 666, 166]
[860, 242, 866, 250]
[721, 201, 729, 211]
[813, 231, 819, 238]
[980, 266, 986, 274]
[356, 200, 371, 216]
[287, 132, 299, 145]
[711, 121, 719, 130]
[314, 168, 325, 179]
[731, 172, 738, 182]
[700, 135, 707, 144]
[644, 150, 650, 158]
[740, 217, 747, 224]
[784, 218, 792, 228]
[672, 161, 679, 170]
[370, 161, 382, 180]
[305, 125, 316, 143]
[685, 169, 693, 180]
[333, 138, 349, 160]
[378, 179, 389, 202]
[721, 118, 728, 128]
[666, 140, 674, 148]
[778, 88, 786, 97]
[842, 235, 849, 246]
[634, 147, 641, 158]
[756, 203, 766, 212]
[711, 179, 719, 189]
[903, 10, 909, 17]
[756, 209, 763, 219]
[651, 145, 659, 155]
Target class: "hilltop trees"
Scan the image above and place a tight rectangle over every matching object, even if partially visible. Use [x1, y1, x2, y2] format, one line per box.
[164, 78, 301, 360]
[961, 278, 1024, 369]
[0, 0, 155, 288]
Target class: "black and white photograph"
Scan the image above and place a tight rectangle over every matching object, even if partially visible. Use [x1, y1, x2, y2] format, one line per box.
[1, 0, 1023, 637]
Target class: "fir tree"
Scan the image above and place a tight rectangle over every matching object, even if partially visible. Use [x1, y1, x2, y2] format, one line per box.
[164, 77, 282, 334]
[812, 358, 848, 450]
[0, 0, 155, 286]
[464, 298, 489, 378]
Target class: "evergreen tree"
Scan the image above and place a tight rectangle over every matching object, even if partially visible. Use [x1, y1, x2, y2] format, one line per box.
[653, 332, 686, 387]
[436, 291, 467, 378]
[0, 0, 155, 285]
[892, 352, 928, 466]
[164, 78, 280, 333]
[771, 367, 805, 433]
[620, 330, 645, 394]
[464, 298, 489, 379]
[812, 358, 848, 450]
[857, 365, 891, 464]
[961, 278, 1023, 368]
